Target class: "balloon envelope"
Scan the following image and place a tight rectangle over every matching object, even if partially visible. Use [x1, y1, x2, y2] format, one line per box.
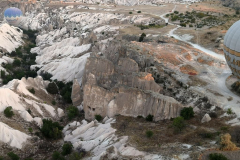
[4, 7, 23, 26]
[224, 20, 240, 79]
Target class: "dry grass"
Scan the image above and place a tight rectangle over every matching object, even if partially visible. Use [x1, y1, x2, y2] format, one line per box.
[220, 133, 238, 151]
[112, 115, 229, 156]
[0, 116, 26, 133]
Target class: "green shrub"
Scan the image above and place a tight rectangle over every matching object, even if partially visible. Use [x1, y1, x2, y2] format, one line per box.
[146, 130, 153, 138]
[27, 109, 31, 114]
[4, 106, 14, 118]
[180, 23, 186, 27]
[172, 116, 185, 132]
[145, 114, 154, 121]
[174, 11, 179, 14]
[7, 152, 19, 160]
[40, 71, 53, 81]
[191, 18, 196, 23]
[69, 152, 84, 160]
[28, 127, 33, 133]
[221, 126, 229, 132]
[129, 12, 133, 14]
[67, 106, 79, 120]
[95, 114, 103, 121]
[209, 112, 218, 118]
[137, 25, 149, 30]
[1, 70, 5, 78]
[137, 115, 143, 119]
[139, 33, 146, 42]
[52, 100, 56, 105]
[40, 119, 63, 139]
[4, 63, 13, 71]
[13, 59, 21, 66]
[52, 151, 65, 160]
[227, 108, 233, 115]
[57, 81, 73, 103]
[13, 69, 25, 79]
[137, 11, 141, 13]
[25, 70, 37, 78]
[180, 107, 194, 120]
[209, 153, 228, 160]
[62, 143, 73, 155]
[171, 15, 179, 21]
[47, 82, 58, 94]
[200, 132, 214, 139]
[196, 12, 206, 18]
[28, 88, 35, 94]
[63, 91, 72, 103]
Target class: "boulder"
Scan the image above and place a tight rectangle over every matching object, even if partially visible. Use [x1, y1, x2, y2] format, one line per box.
[201, 113, 211, 123]
[57, 108, 64, 118]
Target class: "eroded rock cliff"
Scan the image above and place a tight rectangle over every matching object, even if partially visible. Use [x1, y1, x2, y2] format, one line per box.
[82, 41, 183, 121]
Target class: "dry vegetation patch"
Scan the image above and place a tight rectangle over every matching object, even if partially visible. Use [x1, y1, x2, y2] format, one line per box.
[112, 115, 230, 157]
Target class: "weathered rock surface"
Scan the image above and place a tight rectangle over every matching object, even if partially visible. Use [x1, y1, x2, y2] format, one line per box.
[71, 79, 82, 106]
[82, 42, 183, 121]
[84, 84, 182, 121]
[201, 113, 211, 123]
[0, 76, 63, 149]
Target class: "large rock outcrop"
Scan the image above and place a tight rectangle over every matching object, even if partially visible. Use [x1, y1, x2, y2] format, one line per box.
[84, 83, 182, 121]
[82, 42, 183, 121]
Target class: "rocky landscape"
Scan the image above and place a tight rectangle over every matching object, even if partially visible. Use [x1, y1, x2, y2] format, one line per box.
[0, 0, 240, 159]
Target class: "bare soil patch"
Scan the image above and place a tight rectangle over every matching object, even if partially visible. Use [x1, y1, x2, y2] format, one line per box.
[180, 65, 198, 75]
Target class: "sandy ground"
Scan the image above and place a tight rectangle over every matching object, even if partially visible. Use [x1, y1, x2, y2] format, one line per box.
[119, 24, 175, 36]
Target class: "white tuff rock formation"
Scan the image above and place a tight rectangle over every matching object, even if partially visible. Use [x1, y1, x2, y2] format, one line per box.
[0, 76, 63, 149]
[0, 23, 23, 53]
[201, 113, 211, 123]
[63, 118, 165, 160]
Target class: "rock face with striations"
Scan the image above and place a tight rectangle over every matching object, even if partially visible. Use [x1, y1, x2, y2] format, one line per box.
[82, 41, 183, 121]
[71, 79, 82, 106]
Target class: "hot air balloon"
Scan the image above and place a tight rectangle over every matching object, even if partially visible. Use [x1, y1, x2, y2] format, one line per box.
[224, 20, 240, 79]
[4, 7, 23, 26]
